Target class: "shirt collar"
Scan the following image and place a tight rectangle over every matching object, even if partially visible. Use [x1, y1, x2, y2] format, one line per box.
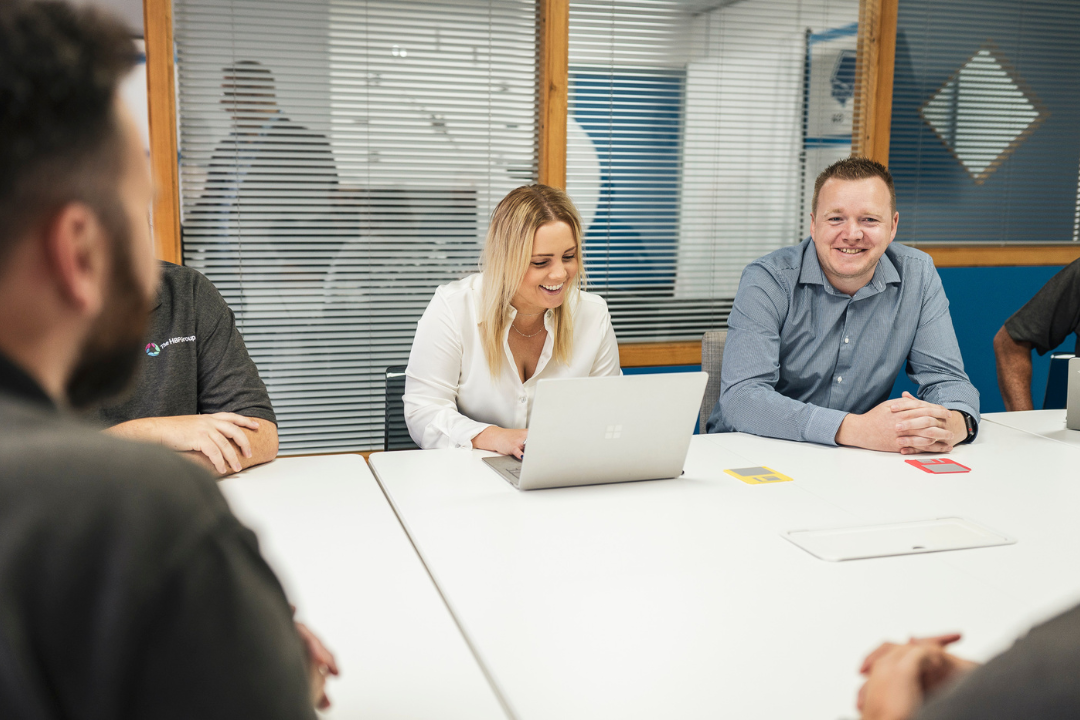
[152, 259, 169, 311]
[0, 352, 55, 410]
[797, 237, 828, 286]
[869, 248, 901, 288]
[797, 237, 902, 297]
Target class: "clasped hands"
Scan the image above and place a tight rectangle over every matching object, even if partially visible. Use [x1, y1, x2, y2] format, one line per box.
[837, 392, 966, 454]
[857, 633, 979, 720]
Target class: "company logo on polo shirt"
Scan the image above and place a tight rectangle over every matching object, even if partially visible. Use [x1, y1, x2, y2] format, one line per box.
[145, 336, 195, 357]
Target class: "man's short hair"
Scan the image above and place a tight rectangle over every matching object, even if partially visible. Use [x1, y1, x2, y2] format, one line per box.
[812, 156, 896, 215]
[0, 0, 137, 271]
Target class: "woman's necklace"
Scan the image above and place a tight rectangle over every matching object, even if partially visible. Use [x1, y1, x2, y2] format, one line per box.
[511, 307, 546, 338]
[511, 321, 546, 338]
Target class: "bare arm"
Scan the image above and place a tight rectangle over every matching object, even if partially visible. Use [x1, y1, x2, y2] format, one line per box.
[993, 326, 1035, 411]
[107, 414, 279, 477]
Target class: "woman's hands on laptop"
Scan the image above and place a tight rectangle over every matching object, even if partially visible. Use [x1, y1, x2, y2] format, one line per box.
[472, 426, 528, 459]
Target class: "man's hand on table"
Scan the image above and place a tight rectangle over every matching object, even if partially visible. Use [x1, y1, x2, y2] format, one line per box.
[106, 413, 261, 475]
[296, 619, 339, 710]
[836, 393, 967, 454]
[856, 633, 978, 720]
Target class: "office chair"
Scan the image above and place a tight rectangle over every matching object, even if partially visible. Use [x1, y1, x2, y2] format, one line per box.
[699, 330, 727, 432]
[1043, 352, 1075, 410]
[384, 365, 420, 451]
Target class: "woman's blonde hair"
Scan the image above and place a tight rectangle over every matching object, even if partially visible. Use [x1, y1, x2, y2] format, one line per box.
[479, 184, 585, 376]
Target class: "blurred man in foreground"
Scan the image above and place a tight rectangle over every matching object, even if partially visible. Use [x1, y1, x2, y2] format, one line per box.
[0, 1, 332, 714]
[858, 605, 1080, 719]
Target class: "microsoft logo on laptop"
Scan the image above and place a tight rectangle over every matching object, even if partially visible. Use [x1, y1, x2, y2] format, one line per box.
[605, 424, 622, 439]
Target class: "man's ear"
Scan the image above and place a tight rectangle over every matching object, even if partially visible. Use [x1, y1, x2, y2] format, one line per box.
[890, 211, 899, 241]
[42, 203, 110, 317]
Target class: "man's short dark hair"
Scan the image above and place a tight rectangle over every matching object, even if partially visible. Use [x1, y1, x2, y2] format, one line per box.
[812, 156, 896, 215]
[0, 0, 137, 271]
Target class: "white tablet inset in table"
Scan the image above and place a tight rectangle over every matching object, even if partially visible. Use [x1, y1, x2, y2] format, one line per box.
[784, 517, 1015, 562]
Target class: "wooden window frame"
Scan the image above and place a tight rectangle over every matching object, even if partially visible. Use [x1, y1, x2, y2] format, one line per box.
[538, 0, 568, 190]
[143, 0, 1079, 370]
[144, 0, 182, 265]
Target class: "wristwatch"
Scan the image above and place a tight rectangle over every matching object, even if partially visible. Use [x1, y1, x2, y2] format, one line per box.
[957, 411, 976, 444]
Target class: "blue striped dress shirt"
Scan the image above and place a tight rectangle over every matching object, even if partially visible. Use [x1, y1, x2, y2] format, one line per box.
[706, 238, 979, 445]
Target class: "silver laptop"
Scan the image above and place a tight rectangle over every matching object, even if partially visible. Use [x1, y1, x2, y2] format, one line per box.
[1068, 357, 1080, 430]
[482, 372, 708, 490]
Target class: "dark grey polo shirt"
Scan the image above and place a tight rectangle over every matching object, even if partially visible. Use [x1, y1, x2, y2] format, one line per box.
[1004, 257, 1080, 357]
[97, 261, 276, 426]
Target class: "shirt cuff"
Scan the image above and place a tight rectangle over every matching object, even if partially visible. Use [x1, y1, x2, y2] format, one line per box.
[449, 420, 492, 450]
[804, 406, 849, 447]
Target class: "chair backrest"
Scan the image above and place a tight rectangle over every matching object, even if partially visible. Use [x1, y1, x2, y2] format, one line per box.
[699, 330, 727, 432]
[385, 365, 420, 451]
[1044, 352, 1076, 410]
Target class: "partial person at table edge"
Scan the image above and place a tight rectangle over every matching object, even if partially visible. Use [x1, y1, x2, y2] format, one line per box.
[993, 256, 1080, 411]
[0, 1, 332, 713]
[708, 157, 979, 454]
[404, 184, 621, 457]
[93, 260, 279, 477]
[857, 601, 1080, 719]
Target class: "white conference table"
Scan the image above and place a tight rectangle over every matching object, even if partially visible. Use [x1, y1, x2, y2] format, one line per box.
[370, 422, 1080, 720]
[220, 455, 508, 719]
[983, 408, 1080, 451]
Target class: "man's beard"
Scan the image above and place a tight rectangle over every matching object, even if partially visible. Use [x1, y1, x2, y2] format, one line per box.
[65, 208, 153, 410]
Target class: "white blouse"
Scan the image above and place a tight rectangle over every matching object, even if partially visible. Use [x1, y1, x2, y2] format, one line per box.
[404, 273, 621, 449]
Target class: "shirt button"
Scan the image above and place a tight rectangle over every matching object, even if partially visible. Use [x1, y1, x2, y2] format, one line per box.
[844, 337, 849, 343]
[837, 376, 843, 383]
[519, 396, 527, 404]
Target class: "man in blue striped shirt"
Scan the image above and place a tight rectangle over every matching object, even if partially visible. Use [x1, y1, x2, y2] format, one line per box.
[706, 158, 979, 453]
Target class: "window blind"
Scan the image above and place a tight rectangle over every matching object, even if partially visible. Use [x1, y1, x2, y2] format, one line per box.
[567, 0, 858, 342]
[174, 0, 537, 453]
[889, 0, 1080, 245]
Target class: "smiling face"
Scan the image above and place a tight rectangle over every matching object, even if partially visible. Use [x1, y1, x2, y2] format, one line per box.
[810, 176, 899, 295]
[510, 220, 579, 315]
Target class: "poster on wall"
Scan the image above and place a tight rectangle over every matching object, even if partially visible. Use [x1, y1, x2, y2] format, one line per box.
[802, 23, 857, 222]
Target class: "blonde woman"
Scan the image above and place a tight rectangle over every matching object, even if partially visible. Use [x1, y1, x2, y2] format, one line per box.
[404, 184, 621, 457]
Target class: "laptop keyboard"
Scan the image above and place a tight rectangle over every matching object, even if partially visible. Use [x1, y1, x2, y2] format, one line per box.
[481, 456, 525, 487]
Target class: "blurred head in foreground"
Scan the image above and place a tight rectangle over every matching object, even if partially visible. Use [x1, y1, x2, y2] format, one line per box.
[0, 0, 157, 407]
